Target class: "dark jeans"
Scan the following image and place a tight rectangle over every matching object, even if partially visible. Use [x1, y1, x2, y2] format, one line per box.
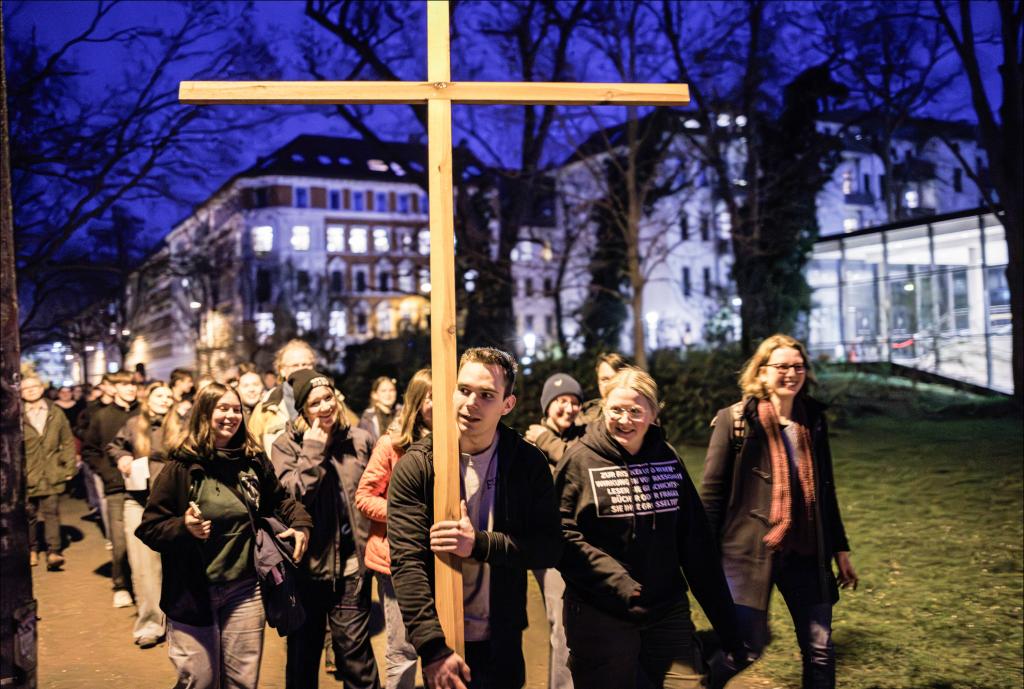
[27, 494, 62, 553]
[464, 632, 525, 689]
[106, 492, 130, 590]
[736, 553, 834, 689]
[563, 591, 703, 689]
[286, 571, 380, 689]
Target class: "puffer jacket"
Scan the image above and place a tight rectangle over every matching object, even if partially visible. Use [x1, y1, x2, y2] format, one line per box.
[270, 421, 374, 581]
[701, 395, 850, 610]
[354, 433, 406, 575]
[24, 402, 77, 498]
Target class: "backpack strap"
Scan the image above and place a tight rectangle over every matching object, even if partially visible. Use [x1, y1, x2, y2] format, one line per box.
[729, 401, 747, 456]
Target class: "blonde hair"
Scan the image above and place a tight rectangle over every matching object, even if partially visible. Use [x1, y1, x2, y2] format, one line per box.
[128, 381, 171, 458]
[738, 333, 816, 399]
[606, 366, 660, 417]
[294, 388, 349, 434]
[390, 369, 432, 451]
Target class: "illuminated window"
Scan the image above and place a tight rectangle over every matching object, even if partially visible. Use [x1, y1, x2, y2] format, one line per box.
[296, 311, 311, 334]
[252, 226, 273, 253]
[329, 310, 347, 337]
[255, 312, 274, 343]
[373, 227, 390, 252]
[291, 225, 310, 251]
[419, 266, 431, 293]
[418, 229, 430, 256]
[905, 190, 919, 209]
[843, 217, 859, 232]
[842, 170, 854, 195]
[326, 225, 344, 253]
[349, 227, 368, 254]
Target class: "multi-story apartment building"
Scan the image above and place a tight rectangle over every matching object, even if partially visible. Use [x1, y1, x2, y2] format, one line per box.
[119, 135, 434, 380]
[33, 111, 993, 383]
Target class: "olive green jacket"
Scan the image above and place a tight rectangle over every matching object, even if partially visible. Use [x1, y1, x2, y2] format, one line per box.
[24, 401, 78, 498]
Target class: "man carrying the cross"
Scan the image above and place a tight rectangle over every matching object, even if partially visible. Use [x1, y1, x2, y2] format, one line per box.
[387, 347, 562, 689]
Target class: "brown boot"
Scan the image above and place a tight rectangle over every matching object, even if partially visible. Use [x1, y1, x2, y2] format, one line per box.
[29, 551, 38, 567]
[46, 552, 65, 571]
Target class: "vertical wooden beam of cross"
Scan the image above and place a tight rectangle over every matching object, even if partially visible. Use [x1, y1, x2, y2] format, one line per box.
[179, 0, 688, 656]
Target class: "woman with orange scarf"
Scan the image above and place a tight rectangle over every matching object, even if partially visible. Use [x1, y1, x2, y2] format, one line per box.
[702, 334, 857, 689]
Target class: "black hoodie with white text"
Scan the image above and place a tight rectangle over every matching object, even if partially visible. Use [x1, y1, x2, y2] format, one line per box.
[554, 420, 739, 648]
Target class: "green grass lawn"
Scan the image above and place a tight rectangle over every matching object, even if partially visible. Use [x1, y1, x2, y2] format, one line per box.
[681, 414, 1023, 689]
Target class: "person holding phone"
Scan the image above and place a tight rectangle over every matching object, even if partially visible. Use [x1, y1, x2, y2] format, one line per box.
[136, 382, 312, 689]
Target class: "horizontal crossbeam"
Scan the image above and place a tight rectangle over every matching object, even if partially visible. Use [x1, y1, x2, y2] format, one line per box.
[179, 81, 689, 106]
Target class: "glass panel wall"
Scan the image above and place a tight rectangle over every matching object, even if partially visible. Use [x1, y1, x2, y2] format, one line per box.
[808, 211, 1011, 394]
[841, 233, 885, 363]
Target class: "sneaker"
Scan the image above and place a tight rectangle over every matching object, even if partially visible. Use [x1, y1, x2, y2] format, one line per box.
[46, 553, 65, 571]
[137, 636, 162, 649]
[104, 540, 113, 551]
[113, 590, 133, 608]
[29, 551, 38, 567]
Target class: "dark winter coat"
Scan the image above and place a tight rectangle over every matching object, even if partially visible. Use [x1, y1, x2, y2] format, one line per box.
[554, 420, 739, 650]
[108, 415, 171, 500]
[387, 424, 562, 665]
[530, 416, 585, 469]
[23, 401, 78, 498]
[270, 422, 374, 581]
[82, 400, 139, 495]
[701, 396, 850, 610]
[135, 447, 313, 626]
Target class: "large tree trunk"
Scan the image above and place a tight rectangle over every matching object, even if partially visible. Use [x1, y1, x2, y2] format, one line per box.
[0, 9, 37, 686]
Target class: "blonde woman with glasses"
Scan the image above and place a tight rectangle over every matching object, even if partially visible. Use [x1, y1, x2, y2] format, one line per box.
[554, 366, 742, 689]
[701, 334, 857, 689]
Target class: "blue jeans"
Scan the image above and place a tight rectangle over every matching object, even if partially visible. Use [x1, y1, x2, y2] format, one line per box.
[736, 554, 834, 689]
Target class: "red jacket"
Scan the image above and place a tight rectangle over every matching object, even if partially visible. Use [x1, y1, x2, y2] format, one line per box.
[355, 434, 404, 574]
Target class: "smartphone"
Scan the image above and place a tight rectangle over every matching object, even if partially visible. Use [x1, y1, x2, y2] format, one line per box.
[189, 501, 204, 520]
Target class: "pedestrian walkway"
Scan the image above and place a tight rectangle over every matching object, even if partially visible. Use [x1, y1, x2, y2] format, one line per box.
[32, 495, 766, 688]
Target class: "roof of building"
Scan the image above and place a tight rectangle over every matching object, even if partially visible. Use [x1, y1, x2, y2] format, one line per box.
[816, 205, 998, 242]
[240, 134, 428, 183]
[817, 109, 979, 143]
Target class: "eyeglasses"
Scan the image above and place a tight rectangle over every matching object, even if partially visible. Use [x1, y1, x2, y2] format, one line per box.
[606, 406, 646, 421]
[763, 363, 806, 374]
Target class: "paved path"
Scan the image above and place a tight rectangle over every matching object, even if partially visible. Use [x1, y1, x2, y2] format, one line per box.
[33, 495, 766, 688]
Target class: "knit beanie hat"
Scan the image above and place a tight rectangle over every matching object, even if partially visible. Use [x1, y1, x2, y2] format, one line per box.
[540, 373, 583, 415]
[288, 369, 334, 412]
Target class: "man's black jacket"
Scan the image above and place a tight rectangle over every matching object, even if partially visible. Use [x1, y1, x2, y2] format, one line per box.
[387, 423, 562, 665]
[82, 400, 139, 494]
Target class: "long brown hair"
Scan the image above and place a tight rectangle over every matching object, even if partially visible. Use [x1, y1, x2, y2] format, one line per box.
[169, 382, 263, 458]
[127, 381, 171, 458]
[389, 368, 432, 451]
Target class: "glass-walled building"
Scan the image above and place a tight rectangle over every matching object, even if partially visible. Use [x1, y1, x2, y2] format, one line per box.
[808, 208, 1012, 394]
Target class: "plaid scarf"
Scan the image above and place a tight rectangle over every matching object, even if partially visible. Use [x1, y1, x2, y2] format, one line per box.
[758, 399, 816, 550]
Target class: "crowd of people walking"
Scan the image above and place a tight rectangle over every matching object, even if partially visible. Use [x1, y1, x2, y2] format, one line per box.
[22, 333, 857, 689]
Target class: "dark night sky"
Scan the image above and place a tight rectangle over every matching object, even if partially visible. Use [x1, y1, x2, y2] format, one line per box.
[5, 0, 1005, 256]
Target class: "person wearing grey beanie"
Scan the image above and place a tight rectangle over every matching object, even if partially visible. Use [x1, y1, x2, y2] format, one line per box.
[524, 372, 585, 689]
[526, 373, 585, 468]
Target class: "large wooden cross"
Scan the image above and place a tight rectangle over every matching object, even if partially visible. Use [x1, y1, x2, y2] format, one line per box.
[180, 0, 687, 656]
